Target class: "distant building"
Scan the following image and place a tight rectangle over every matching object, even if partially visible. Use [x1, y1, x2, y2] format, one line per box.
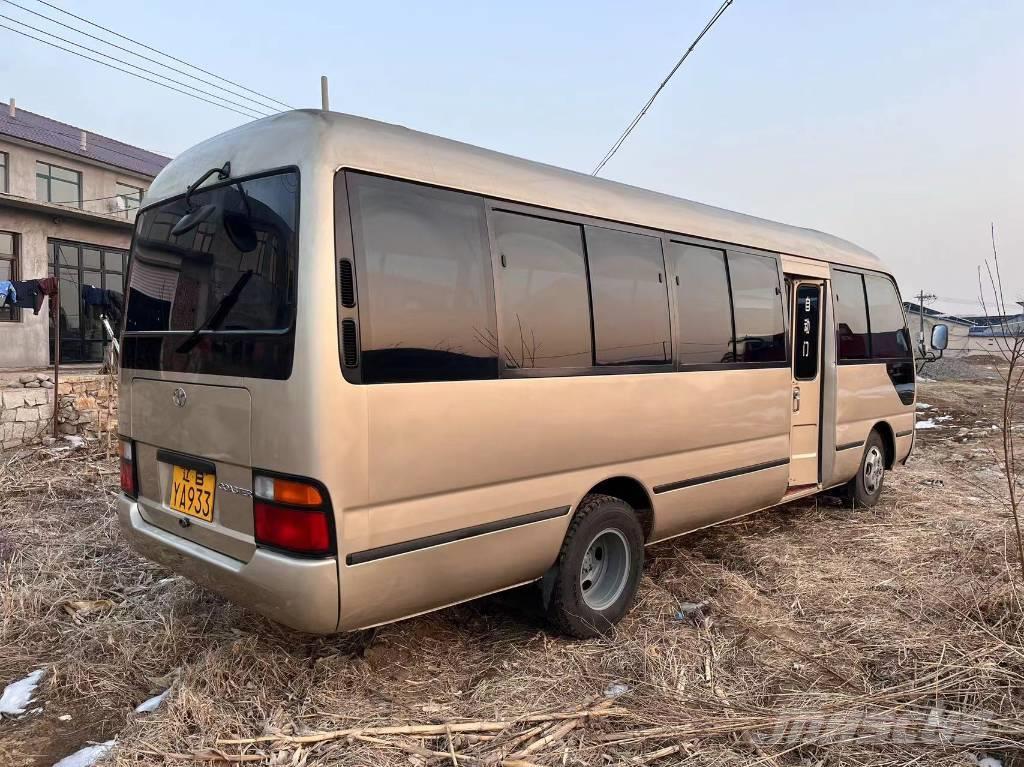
[902, 302, 977, 357]
[966, 305, 1024, 357]
[0, 99, 170, 369]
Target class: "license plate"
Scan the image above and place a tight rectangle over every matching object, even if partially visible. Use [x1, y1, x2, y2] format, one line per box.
[169, 465, 216, 522]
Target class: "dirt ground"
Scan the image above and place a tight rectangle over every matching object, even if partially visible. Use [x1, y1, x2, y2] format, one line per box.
[1, 378, 1022, 767]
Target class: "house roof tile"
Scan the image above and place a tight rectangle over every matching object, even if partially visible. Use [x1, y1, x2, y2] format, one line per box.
[0, 102, 170, 178]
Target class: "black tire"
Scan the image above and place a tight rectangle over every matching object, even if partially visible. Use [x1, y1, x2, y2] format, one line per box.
[544, 494, 644, 638]
[846, 430, 887, 507]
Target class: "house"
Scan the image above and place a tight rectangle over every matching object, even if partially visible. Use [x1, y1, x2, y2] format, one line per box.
[902, 302, 977, 357]
[0, 99, 170, 369]
[965, 304, 1024, 357]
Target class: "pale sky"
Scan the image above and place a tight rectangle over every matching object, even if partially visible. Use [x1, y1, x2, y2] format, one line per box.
[2, 0, 1021, 315]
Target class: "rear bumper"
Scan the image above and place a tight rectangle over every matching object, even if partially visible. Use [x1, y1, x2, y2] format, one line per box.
[117, 495, 339, 634]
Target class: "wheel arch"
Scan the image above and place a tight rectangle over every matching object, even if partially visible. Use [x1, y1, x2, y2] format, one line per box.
[872, 420, 896, 469]
[575, 475, 655, 541]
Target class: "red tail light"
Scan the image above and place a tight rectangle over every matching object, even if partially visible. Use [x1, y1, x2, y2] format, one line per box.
[119, 438, 137, 498]
[252, 474, 334, 557]
[254, 503, 332, 555]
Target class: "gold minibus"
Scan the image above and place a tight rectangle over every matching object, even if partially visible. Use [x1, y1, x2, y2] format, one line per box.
[117, 110, 940, 637]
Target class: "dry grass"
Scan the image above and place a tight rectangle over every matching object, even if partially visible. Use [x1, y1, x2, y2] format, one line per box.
[1, 379, 1022, 766]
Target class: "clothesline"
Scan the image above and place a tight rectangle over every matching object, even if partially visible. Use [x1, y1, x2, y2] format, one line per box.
[1, 276, 123, 322]
[0, 276, 57, 315]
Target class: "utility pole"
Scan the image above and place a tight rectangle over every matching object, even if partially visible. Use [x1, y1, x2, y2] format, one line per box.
[916, 290, 936, 357]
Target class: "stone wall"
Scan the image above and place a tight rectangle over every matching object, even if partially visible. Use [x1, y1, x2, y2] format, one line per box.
[0, 371, 118, 450]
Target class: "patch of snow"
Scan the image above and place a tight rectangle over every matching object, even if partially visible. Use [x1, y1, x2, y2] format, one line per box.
[58, 714, 72, 722]
[934, 415, 953, 422]
[917, 376, 935, 382]
[134, 689, 169, 713]
[916, 419, 939, 430]
[916, 402, 932, 410]
[62, 435, 86, 449]
[604, 682, 630, 698]
[975, 756, 1002, 767]
[0, 669, 45, 716]
[52, 741, 115, 767]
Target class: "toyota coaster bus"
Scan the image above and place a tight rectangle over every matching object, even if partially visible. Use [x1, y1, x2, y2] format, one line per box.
[117, 110, 939, 637]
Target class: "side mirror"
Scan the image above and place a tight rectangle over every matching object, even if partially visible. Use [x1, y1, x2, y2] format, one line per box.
[170, 204, 217, 238]
[931, 323, 949, 351]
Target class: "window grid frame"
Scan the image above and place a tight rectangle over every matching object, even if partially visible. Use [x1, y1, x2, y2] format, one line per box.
[48, 237, 127, 364]
[115, 181, 145, 217]
[36, 160, 83, 208]
[0, 230, 21, 323]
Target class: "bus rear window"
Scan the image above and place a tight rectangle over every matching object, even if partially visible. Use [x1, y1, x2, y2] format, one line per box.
[125, 171, 298, 334]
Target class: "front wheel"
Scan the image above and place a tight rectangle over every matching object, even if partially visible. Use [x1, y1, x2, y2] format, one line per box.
[544, 494, 644, 638]
[847, 430, 887, 507]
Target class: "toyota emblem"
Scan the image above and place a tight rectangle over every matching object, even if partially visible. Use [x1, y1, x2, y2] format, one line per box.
[172, 387, 188, 408]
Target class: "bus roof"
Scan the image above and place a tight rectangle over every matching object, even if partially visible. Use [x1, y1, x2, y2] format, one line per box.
[148, 110, 884, 272]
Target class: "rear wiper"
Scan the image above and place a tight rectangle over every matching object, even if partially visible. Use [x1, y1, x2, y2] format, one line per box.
[175, 270, 254, 354]
[171, 162, 231, 238]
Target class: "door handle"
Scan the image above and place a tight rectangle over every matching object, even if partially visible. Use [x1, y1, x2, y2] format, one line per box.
[792, 386, 801, 412]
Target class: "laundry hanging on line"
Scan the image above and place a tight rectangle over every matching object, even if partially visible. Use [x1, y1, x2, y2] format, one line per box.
[9, 277, 58, 315]
[0, 280, 14, 309]
[82, 284, 124, 323]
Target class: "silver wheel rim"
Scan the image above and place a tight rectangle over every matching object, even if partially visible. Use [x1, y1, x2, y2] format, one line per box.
[863, 445, 884, 494]
[579, 528, 630, 611]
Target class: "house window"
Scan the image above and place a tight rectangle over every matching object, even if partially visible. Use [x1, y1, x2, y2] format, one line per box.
[115, 182, 144, 216]
[0, 231, 19, 322]
[36, 161, 82, 207]
[48, 239, 127, 363]
[0, 152, 8, 194]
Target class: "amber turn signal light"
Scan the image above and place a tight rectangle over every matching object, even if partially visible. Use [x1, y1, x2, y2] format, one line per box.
[253, 475, 323, 507]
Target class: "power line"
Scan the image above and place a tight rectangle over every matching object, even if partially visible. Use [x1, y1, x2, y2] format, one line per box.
[33, 0, 294, 111]
[0, 22, 264, 120]
[0, 13, 271, 118]
[592, 0, 734, 176]
[43, 192, 139, 205]
[0, 0, 283, 115]
[1, 190, 144, 211]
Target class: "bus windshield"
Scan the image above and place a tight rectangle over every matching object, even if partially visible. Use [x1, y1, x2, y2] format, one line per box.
[125, 170, 298, 335]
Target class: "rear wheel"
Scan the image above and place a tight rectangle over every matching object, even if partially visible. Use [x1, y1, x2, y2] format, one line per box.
[544, 494, 644, 638]
[847, 430, 887, 507]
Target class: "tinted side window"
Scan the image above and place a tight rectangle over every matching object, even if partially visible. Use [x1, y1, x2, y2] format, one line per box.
[728, 252, 786, 363]
[347, 174, 497, 383]
[669, 242, 733, 364]
[492, 211, 592, 369]
[793, 283, 821, 380]
[585, 226, 671, 366]
[865, 274, 911, 359]
[833, 270, 870, 360]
